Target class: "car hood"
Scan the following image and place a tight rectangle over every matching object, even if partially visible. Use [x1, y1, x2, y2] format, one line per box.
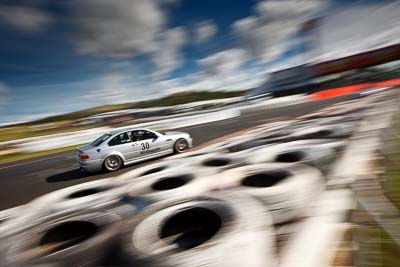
[163, 131, 186, 136]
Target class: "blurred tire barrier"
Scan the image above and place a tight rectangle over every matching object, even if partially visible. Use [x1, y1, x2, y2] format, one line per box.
[118, 161, 184, 182]
[251, 129, 291, 142]
[0, 206, 26, 266]
[182, 153, 247, 173]
[287, 122, 355, 140]
[126, 169, 218, 204]
[246, 141, 337, 172]
[205, 136, 282, 155]
[168, 150, 211, 161]
[28, 179, 128, 215]
[2, 89, 397, 266]
[199, 135, 256, 152]
[117, 192, 276, 267]
[279, 190, 356, 267]
[0, 206, 52, 254]
[219, 163, 323, 224]
[284, 139, 348, 152]
[274, 219, 305, 255]
[247, 120, 296, 136]
[225, 139, 282, 153]
[6, 212, 121, 267]
[296, 115, 361, 128]
[0, 206, 23, 229]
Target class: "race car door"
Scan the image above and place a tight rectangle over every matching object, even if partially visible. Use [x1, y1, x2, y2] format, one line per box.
[107, 131, 136, 161]
[131, 130, 164, 158]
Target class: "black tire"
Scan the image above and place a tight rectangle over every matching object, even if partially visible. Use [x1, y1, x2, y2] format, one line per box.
[219, 163, 323, 224]
[174, 138, 188, 153]
[28, 178, 126, 214]
[103, 155, 123, 172]
[247, 140, 337, 173]
[119, 161, 182, 181]
[183, 152, 247, 173]
[126, 168, 218, 204]
[117, 192, 275, 267]
[5, 212, 121, 267]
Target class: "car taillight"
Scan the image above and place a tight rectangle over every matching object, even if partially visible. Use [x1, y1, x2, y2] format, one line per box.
[79, 154, 90, 160]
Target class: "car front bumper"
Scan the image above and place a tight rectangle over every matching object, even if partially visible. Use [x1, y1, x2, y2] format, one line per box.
[188, 137, 194, 148]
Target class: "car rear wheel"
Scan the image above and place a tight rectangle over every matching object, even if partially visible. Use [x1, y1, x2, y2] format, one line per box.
[174, 138, 188, 153]
[103, 155, 123, 172]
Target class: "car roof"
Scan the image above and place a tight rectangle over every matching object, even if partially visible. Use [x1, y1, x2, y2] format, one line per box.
[108, 128, 154, 136]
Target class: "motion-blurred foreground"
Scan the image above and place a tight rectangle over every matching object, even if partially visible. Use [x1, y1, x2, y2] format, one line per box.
[0, 88, 398, 267]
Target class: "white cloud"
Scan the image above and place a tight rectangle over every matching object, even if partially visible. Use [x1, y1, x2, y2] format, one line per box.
[159, 63, 268, 95]
[83, 59, 267, 107]
[70, 0, 187, 78]
[197, 48, 248, 75]
[82, 70, 164, 107]
[151, 27, 188, 80]
[232, 0, 327, 63]
[83, 74, 136, 105]
[0, 5, 52, 33]
[110, 61, 134, 70]
[194, 20, 218, 44]
[70, 0, 166, 58]
[84, 47, 262, 105]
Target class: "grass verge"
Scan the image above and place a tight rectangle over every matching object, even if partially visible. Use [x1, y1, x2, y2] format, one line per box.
[354, 115, 400, 267]
[355, 226, 400, 267]
[0, 144, 86, 165]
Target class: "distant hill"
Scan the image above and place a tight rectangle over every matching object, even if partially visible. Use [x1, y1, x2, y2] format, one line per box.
[28, 90, 249, 125]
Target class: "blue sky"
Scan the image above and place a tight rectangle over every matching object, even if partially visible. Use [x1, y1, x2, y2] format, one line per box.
[0, 0, 399, 124]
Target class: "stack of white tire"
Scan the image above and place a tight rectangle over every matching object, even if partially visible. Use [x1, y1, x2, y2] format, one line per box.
[116, 192, 276, 267]
[0, 90, 389, 267]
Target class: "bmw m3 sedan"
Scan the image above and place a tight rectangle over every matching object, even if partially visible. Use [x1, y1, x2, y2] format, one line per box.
[76, 128, 193, 172]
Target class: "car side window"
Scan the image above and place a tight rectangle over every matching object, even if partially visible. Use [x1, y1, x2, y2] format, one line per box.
[131, 130, 157, 141]
[130, 131, 142, 142]
[143, 130, 157, 140]
[108, 132, 131, 146]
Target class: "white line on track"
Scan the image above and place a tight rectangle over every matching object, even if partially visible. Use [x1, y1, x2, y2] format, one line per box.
[27, 169, 53, 177]
[0, 153, 76, 170]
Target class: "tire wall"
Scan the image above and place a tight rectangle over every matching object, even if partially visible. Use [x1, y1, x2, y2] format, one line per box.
[2, 89, 397, 266]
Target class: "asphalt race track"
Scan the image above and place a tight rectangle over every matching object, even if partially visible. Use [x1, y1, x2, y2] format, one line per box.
[0, 96, 353, 210]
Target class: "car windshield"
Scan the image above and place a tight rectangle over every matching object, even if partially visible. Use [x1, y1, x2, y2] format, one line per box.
[90, 133, 111, 146]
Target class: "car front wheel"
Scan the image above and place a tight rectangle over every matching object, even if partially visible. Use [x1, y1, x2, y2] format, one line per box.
[103, 155, 123, 172]
[174, 138, 188, 153]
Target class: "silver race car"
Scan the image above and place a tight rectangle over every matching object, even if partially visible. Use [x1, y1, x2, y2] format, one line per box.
[76, 128, 193, 172]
